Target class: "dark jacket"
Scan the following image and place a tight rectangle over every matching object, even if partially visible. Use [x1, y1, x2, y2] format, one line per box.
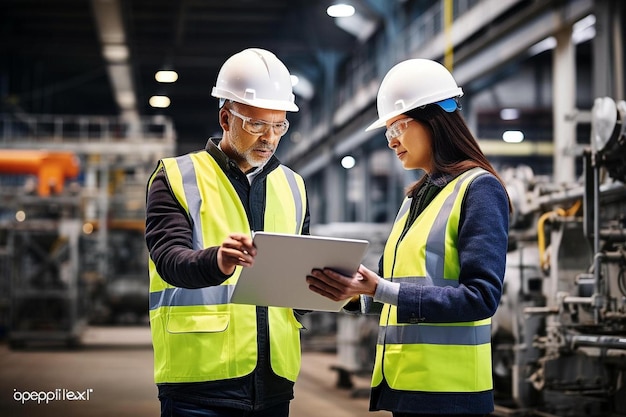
[145, 138, 310, 411]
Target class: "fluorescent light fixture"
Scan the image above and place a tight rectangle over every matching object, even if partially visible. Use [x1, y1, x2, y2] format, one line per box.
[529, 36, 557, 56]
[572, 15, 596, 44]
[116, 90, 136, 109]
[149, 95, 171, 108]
[291, 74, 314, 100]
[155, 70, 178, 83]
[103, 44, 129, 62]
[530, 14, 596, 56]
[574, 14, 595, 33]
[500, 108, 520, 121]
[335, 12, 377, 41]
[327, 4, 355, 18]
[502, 130, 525, 143]
[341, 155, 356, 169]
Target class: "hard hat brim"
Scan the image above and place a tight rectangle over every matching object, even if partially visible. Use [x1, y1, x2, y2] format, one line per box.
[211, 88, 299, 112]
[365, 113, 400, 131]
[364, 97, 460, 132]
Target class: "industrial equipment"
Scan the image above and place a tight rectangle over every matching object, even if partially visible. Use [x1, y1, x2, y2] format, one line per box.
[5, 217, 87, 349]
[0, 150, 87, 348]
[83, 219, 150, 325]
[491, 97, 626, 416]
[0, 114, 175, 347]
[0, 150, 80, 197]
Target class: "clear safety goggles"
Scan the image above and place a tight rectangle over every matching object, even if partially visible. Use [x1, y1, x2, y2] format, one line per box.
[228, 108, 289, 137]
[385, 118, 414, 143]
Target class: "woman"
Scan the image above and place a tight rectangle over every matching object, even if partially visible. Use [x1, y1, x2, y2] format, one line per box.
[307, 58, 511, 417]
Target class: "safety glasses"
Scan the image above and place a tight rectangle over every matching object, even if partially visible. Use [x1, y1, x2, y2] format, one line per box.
[228, 108, 290, 137]
[385, 118, 413, 143]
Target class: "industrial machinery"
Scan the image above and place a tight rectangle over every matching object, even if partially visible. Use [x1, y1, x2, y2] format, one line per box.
[0, 150, 87, 348]
[0, 114, 175, 347]
[491, 97, 626, 416]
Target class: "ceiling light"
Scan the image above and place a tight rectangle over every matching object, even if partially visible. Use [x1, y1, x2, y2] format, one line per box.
[500, 108, 520, 121]
[15, 210, 26, 222]
[327, 4, 355, 18]
[83, 223, 94, 235]
[502, 130, 525, 143]
[335, 13, 377, 41]
[155, 70, 178, 83]
[530, 15, 596, 56]
[115, 90, 136, 109]
[149, 95, 171, 108]
[103, 44, 129, 62]
[573, 14, 595, 34]
[291, 74, 314, 100]
[529, 36, 557, 56]
[341, 155, 356, 169]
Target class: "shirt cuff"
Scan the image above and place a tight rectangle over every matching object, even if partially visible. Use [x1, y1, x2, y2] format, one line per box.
[373, 278, 400, 306]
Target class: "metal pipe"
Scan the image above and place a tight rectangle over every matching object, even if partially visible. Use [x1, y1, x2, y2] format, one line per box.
[529, 181, 624, 214]
[569, 334, 626, 350]
[599, 229, 626, 243]
[523, 306, 559, 315]
[561, 296, 594, 305]
[601, 250, 626, 261]
[593, 162, 602, 324]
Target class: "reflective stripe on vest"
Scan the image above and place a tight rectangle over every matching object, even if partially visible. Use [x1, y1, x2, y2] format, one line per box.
[378, 320, 492, 345]
[373, 168, 493, 393]
[148, 152, 306, 383]
[149, 286, 232, 310]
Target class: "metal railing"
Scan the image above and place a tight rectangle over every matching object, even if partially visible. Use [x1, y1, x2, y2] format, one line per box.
[0, 114, 176, 152]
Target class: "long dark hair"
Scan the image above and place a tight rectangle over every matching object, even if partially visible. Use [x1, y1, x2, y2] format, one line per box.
[404, 104, 512, 212]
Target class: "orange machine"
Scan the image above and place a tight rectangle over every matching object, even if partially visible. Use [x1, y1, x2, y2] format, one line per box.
[0, 150, 80, 196]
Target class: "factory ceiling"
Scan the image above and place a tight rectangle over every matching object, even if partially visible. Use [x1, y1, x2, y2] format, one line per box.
[1, 0, 378, 154]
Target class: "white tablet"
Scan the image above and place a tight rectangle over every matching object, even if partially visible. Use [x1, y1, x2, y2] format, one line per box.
[230, 232, 369, 312]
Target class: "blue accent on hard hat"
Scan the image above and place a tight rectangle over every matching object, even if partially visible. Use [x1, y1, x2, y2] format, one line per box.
[436, 98, 458, 112]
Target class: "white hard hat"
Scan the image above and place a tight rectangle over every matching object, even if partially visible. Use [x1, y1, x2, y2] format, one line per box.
[211, 48, 299, 112]
[365, 58, 463, 131]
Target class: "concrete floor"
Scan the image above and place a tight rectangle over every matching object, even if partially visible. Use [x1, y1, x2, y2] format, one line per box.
[0, 326, 389, 417]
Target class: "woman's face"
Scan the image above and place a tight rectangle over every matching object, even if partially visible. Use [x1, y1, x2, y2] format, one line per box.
[385, 115, 434, 172]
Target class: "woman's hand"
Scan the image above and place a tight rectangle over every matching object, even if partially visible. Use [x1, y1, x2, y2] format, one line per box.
[306, 264, 379, 301]
[217, 233, 257, 275]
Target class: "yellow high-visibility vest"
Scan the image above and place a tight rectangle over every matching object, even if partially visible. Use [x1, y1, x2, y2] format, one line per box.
[148, 152, 306, 383]
[373, 168, 493, 393]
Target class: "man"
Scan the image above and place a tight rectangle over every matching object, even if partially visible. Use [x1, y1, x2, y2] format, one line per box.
[145, 48, 309, 417]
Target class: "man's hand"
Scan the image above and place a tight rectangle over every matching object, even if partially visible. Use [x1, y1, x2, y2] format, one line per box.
[217, 233, 257, 275]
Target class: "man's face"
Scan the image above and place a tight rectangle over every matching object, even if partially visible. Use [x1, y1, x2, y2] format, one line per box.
[220, 103, 289, 173]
